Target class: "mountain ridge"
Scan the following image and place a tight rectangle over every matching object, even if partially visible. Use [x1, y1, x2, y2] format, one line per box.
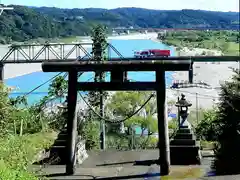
[0, 5, 239, 43]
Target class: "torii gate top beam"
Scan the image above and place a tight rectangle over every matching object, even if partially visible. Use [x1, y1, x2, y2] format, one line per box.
[42, 59, 192, 72]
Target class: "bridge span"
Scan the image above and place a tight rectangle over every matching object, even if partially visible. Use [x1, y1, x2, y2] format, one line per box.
[0, 42, 239, 81]
[112, 27, 237, 33]
[0, 42, 239, 63]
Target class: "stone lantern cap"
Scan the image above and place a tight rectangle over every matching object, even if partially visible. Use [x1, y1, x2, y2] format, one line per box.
[175, 94, 192, 107]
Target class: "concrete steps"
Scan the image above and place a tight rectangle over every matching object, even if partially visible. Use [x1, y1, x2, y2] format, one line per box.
[37, 128, 88, 165]
[48, 130, 68, 165]
[170, 139, 196, 146]
[53, 139, 67, 146]
[174, 133, 194, 139]
[177, 128, 191, 134]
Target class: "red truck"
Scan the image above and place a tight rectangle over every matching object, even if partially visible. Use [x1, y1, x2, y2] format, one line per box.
[134, 49, 171, 58]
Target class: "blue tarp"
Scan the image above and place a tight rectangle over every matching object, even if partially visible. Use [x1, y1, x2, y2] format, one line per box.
[168, 113, 177, 118]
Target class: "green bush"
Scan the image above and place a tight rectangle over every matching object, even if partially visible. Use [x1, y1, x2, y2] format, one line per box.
[195, 108, 219, 141]
[79, 120, 100, 150]
[135, 136, 158, 149]
[212, 70, 240, 175]
[0, 131, 56, 179]
[106, 134, 158, 150]
[200, 140, 216, 150]
[106, 135, 129, 149]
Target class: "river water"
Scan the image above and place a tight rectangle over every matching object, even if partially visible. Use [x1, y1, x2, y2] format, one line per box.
[5, 39, 175, 105]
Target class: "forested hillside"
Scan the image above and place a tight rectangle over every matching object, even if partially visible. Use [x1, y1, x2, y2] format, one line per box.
[0, 5, 239, 43]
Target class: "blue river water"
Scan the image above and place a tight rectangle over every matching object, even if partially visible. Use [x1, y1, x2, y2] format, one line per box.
[5, 39, 175, 105]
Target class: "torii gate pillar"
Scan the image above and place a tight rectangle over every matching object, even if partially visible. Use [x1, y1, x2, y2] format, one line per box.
[66, 70, 78, 175]
[156, 70, 170, 174]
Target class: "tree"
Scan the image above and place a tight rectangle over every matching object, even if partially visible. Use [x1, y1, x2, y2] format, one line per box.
[87, 24, 109, 149]
[88, 24, 108, 107]
[0, 83, 47, 136]
[47, 76, 67, 102]
[0, 83, 13, 134]
[106, 91, 157, 135]
[105, 91, 159, 149]
[212, 70, 240, 175]
[30, 75, 69, 130]
[195, 108, 219, 141]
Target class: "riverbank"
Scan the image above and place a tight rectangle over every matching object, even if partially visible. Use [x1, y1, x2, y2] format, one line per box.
[109, 32, 158, 40]
[161, 30, 240, 56]
[154, 33, 238, 110]
[167, 46, 238, 110]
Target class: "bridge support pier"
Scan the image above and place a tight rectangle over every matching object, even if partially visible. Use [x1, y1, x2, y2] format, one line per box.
[0, 63, 4, 81]
[66, 70, 78, 175]
[188, 62, 193, 83]
[156, 70, 170, 175]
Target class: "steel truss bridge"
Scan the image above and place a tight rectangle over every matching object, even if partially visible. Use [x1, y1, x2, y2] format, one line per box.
[0, 42, 125, 63]
[0, 42, 239, 64]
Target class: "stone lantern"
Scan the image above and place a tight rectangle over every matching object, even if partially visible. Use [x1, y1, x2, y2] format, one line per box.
[175, 94, 192, 128]
[170, 94, 201, 165]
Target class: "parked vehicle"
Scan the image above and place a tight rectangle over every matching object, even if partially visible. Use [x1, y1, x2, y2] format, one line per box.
[134, 49, 171, 58]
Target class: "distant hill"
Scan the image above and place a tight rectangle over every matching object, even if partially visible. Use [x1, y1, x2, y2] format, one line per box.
[0, 5, 239, 43]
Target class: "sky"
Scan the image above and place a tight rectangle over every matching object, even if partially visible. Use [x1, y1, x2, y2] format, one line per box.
[3, 0, 240, 12]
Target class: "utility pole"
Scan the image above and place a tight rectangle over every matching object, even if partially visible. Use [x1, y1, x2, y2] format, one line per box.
[188, 62, 193, 83]
[196, 93, 199, 124]
[99, 74, 105, 150]
[177, 96, 180, 127]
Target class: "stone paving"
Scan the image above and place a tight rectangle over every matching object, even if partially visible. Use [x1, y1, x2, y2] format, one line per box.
[30, 150, 240, 180]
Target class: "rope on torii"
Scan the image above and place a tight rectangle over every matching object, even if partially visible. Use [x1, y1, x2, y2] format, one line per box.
[0, 0, 13, 15]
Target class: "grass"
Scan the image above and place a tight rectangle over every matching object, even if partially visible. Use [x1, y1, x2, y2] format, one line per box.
[161, 31, 239, 56]
[224, 42, 240, 55]
[0, 131, 57, 180]
[200, 140, 216, 150]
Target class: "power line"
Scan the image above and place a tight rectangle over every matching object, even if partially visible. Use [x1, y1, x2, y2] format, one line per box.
[128, 78, 219, 99]
[169, 88, 218, 99]
[23, 72, 66, 97]
[14, 55, 94, 98]
[79, 92, 155, 123]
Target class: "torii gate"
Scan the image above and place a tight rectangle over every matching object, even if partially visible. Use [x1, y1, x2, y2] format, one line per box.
[42, 59, 191, 175]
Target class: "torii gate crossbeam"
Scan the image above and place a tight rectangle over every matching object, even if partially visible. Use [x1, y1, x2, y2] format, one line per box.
[42, 59, 191, 176]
